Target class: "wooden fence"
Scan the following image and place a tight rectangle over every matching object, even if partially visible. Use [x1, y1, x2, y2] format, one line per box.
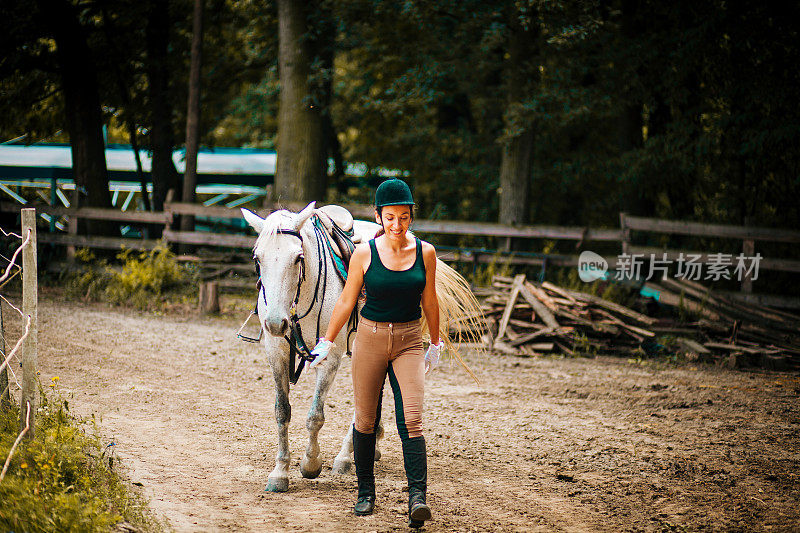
[3, 200, 800, 307]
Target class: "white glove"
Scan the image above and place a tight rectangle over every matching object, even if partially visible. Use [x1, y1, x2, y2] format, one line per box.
[309, 339, 334, 368]
[424, 340, 444, 374]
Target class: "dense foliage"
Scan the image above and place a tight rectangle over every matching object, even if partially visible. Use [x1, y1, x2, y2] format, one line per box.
[0, 387, 162, 531]
[2, 0, 798, 228]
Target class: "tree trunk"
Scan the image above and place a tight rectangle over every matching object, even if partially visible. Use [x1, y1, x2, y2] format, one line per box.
[616, 104, 643, 153]
[499, 130, 534, 226]
[146, 0, 180, 215]
[181, 0, 204, 234]
[39, 0, 113, 235]
[275, 0, 327, 203]
[98, 4, 151, 213]
[498, 14, 538, 229]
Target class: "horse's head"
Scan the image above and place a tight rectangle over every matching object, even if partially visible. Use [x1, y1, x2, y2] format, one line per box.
[242, 201, 317, 337]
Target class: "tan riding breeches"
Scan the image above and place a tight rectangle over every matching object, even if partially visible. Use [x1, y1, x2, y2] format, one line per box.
[352, 315, 425, 440]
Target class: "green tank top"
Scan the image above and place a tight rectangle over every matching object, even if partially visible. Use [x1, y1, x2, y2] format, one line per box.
[360, 237, 426, 323]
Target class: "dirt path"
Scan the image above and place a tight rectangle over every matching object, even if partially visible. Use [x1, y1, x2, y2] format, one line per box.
[12, 296, 800, 531]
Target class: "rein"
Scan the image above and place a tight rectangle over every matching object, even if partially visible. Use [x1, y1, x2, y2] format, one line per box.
[237, 215, 358, 385]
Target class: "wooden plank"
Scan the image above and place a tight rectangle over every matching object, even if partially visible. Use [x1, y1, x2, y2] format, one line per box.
[519, 283, 561, 329]
[168, 201, 619, 239]
[675, 338, 711, 354]
[628, 246, 800, 273]
[541, 281, 578, 304]
[492, 340, 520, 355]
[565, 289, 657, 325]
[719, 291, 800, 311]
[704, 342, 767, 355]
[496, 274, 526, 340]
[162, 230, 255, 249]
[412, 219, 622, 241]
[624, 215, 800, 243]
[38, 233, 160, 251]
[528, 342, 555, 352]
[593, 308, 656, 337]
[525, 282, 559, 312]
[508, 327, 557, 347]
[0, 202, 169, 224]
[165, 202, 246, 219]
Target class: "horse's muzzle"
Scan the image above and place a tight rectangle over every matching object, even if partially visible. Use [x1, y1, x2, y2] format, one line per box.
[264, 317, 290, 337]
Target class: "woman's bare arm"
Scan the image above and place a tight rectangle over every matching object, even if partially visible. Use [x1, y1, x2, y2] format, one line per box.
[321, 243, 368, 343]
[420, 242, 440, 345]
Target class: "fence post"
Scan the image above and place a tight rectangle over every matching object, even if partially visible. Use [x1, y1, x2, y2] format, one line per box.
[199, 281, 220, 314]
[619, 212, 630, 255]
[20, 208, 37, 439]
[0, 306, 9, 410]
[742, 239, 754, 293]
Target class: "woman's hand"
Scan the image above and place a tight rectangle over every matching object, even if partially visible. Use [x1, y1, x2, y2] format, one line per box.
[424, 340, 444, 374]
[309, 338, 335, 368]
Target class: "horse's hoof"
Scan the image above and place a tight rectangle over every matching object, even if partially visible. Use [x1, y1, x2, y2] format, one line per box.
[374, 449, 382, 461]
[300, 457, 323, 479]
[265, 477, 289, 492]
[331, 458, 352, 475]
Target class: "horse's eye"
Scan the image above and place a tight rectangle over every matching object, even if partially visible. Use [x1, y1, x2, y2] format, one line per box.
[295, 254, 304, 264]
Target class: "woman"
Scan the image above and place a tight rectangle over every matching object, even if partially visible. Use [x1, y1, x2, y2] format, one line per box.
[309, 178, 443, 528]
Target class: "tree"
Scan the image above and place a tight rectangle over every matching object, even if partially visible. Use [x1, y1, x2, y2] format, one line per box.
[274, 0, 330, 203]
[498, 6, 540, 228]
[146, 0, 181, 213]
[37, 0, 113, 233]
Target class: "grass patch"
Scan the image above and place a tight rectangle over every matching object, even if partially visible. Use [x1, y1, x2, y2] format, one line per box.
[63, 244, 197, 311]
[0, 384, 164, 532]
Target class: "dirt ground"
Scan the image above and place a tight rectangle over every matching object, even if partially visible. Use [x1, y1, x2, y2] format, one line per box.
[6, 293, 800, 532]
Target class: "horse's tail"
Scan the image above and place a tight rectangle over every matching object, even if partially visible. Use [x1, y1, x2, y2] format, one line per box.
[421, 259, 486, 383]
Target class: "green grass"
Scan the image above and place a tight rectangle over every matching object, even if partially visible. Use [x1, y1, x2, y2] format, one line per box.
[0, 383, 164, 532]
[63, 244, 197, 311]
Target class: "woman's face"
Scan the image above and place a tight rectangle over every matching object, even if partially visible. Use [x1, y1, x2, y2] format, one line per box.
[376, 205, 412, 242]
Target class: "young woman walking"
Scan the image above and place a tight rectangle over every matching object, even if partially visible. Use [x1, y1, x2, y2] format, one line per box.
[309, 178, 443, 528]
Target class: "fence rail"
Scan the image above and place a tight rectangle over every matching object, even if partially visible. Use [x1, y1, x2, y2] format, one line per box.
[3, 200, 799, 306]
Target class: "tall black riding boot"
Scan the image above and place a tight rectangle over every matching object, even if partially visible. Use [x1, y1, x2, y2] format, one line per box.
[402, 436, 432, 528]
[352, 427, 376, 516]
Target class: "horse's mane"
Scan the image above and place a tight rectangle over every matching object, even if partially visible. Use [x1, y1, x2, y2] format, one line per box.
[253, 209, 297, 252]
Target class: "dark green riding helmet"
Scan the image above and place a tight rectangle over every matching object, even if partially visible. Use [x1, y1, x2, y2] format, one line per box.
[375, 178, 415, 207]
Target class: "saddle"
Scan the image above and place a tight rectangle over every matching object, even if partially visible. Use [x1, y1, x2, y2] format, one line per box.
[314, 205, 360, 282]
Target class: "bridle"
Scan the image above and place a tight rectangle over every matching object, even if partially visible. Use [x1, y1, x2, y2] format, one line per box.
[237, 215, 357, 385]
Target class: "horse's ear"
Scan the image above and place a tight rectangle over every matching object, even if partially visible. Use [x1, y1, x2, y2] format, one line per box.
[293, 201, 317, 230]
[241, 208, 265, 233]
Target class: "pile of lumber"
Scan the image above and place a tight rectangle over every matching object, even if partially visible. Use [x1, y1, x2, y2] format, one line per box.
[646, 277, 800, 370]
[484, 274, 658, 357]
[482, 274, 800, 370]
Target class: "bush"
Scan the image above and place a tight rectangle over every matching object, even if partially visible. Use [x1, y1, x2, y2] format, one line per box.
[64, 244, 195, 310]
[0, 383, 163, 532]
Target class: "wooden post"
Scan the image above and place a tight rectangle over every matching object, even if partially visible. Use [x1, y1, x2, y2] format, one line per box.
[20, 208, 37, 439]
[742, 239, 754, 293]
[199, 281, 219, 314]
[67, 191, 78, 260]
[619, 212, 630, 255]
[0, 304, 10, 410]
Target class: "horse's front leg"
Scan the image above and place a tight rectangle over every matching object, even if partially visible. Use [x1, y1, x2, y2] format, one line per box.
[266, 350, 291, 492]
[332, 414, 385, 474]
[300, 353, 342, 478]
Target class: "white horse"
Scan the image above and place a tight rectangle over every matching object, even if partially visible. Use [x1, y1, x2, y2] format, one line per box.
[242, 201, 483, 492]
